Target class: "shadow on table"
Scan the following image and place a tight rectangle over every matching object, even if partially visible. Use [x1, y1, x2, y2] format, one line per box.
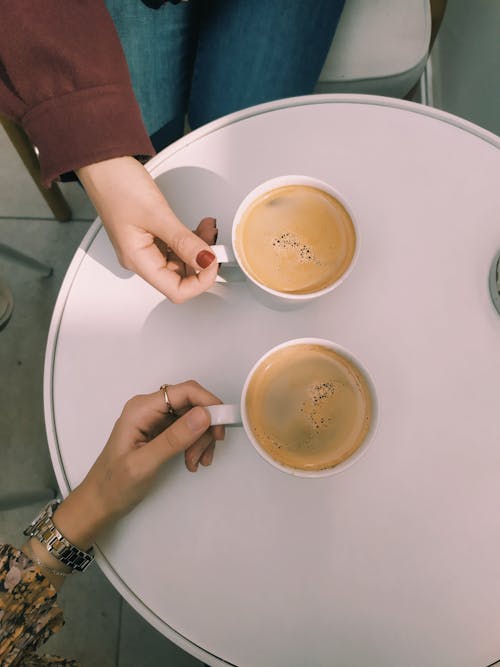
[154, 166, 239, 242]
[86, 166, 240, 286]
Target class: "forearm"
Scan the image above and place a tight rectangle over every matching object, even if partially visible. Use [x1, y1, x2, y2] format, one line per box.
[77, 156, 178, 229]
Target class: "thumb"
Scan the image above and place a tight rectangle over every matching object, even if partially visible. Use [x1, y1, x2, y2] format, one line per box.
[168, 223, 216, 271]
[144, 406, 211, 468]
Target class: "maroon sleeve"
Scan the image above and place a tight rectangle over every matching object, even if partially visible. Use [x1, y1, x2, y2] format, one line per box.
[0, 1, 155, 186]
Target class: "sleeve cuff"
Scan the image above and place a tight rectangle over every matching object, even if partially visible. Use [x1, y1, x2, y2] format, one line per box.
[22, 84, 155, 187]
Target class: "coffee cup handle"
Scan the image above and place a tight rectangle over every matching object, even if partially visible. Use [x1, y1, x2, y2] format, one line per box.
[209, 245, 246, 283]
[210, 244, 237, 265]
[206, 404, 242, 427]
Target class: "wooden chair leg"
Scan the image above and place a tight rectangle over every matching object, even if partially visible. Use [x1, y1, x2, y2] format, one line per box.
[0, 116, 72, 222]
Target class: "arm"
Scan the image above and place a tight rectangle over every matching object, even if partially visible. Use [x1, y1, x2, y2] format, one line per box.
[0, 2, 217, 302]
[0, 381, 223, 664]
[77, 157, 219, 303]
[0, 0, 153, 186]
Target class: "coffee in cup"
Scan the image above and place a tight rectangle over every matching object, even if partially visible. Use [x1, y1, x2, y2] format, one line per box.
[245, 342, 372, 471]
[235, 184, 356, 295]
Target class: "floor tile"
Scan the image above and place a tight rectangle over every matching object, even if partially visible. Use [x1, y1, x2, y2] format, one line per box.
[0, 501, 47, 552]
[0, 218, 92, 496]
[0, 216, 121, 667]
[43, 565, 122, 666]
[118, 601, 204, 667]
[0, 127, 96, 221]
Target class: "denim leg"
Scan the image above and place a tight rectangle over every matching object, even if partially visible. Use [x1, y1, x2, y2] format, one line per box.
[104, 0, 196, 147]
[188, 0, 345, 129]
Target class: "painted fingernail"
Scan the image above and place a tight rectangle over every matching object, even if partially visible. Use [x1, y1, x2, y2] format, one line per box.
[196, 250, 216, 269]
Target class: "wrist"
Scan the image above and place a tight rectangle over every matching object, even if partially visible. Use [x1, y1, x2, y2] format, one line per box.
[77, 156, 179, 240]
[53, 483, 109, 551]
[20, 539, 71, 591]
[22, 538, 72, 577]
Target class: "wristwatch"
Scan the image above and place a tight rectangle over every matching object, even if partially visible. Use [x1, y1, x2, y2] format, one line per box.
[23, 499, 94, 572]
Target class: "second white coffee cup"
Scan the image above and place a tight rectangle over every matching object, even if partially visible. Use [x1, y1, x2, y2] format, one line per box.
[206, 337, 378, 478]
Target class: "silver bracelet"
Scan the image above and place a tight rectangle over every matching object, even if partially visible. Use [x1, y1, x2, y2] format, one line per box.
[23, 542, 73, 577]
[30, 554, 73, 577]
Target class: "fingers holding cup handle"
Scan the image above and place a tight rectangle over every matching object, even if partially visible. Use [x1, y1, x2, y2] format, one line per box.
[210, 245, 236, 265]
[209, 245, 246, 283]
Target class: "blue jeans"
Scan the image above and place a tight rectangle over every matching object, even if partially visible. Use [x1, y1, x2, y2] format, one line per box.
[105, 0, 345, 151]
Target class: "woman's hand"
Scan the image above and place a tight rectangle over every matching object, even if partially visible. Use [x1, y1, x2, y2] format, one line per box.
[52, 382, 224, 551]
[77, 157, 219, 303]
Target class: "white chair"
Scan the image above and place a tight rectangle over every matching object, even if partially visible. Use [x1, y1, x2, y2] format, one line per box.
[316, 0, 445, 98]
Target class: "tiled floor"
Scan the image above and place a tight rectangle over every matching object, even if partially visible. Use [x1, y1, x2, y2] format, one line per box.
[0, 127, 203, 666]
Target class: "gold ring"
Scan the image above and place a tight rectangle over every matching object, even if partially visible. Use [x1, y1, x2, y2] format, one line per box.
[160, 384, 178, 418]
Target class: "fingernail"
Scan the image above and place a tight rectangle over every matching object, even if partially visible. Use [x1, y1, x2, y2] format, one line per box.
[186, 406, 208, 431]
[196, 250, 216, 269]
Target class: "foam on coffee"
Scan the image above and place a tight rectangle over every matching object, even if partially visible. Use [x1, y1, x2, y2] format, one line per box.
[245, 344, 372, 471]
[235, 185, 356, 294]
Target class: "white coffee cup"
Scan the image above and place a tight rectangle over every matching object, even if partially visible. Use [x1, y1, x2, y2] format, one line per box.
[210, 175, 359, 310]
[206, 338, 378, 478]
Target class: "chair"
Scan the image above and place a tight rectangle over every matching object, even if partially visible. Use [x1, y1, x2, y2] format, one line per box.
[0, 114, 72, 222]
[316, 0, 447, 99]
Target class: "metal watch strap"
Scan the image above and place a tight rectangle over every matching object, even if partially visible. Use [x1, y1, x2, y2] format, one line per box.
[23, 499, 94, 573]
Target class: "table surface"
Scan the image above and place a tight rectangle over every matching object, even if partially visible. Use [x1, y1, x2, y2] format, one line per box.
[45, 95, 500, 667]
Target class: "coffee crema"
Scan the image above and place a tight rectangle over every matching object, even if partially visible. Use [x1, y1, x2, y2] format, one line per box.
[245, 344, 372, 471]
[235, 184, 356, 294]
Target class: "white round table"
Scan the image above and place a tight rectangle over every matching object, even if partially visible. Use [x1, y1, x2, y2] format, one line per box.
[45, 95, 500, 667]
